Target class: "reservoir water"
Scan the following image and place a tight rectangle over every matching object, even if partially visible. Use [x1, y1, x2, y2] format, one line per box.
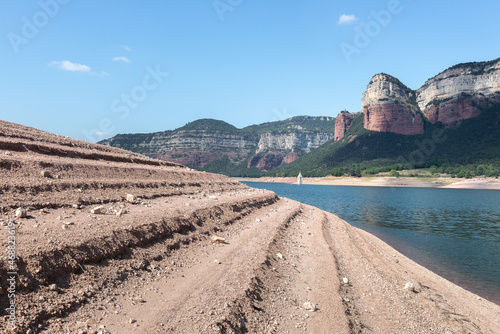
[243, 182, 500, 305]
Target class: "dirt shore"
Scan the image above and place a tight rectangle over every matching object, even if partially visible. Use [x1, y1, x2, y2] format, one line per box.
[1, 120, 499, 333]
[235, 176, 500, 190]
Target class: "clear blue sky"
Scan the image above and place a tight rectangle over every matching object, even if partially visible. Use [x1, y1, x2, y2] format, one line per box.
[1, 0, 500, 142]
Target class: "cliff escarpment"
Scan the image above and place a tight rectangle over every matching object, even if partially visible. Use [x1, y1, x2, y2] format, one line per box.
[417, 58, 500, 125]
[361, 73, 424, 136]
[334, 111, 361, 142]
[333, 58, 500, 142]
[101, 117, 335, 173]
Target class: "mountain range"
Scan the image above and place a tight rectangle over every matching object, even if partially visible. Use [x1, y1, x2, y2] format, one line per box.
[99, 116, 335, 176]
[101, 57, 500, 178]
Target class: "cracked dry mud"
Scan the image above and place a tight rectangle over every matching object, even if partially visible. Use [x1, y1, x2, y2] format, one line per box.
[1, 120, 499, 333]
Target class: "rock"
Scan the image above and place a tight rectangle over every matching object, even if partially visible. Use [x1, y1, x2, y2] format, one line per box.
[76, 321, 88, 329]
[334, 111, 361, 142]
[77, 196, 84, 203]
[39, 208, 49, 214]
[208, 195, 218, 199]
[362, 73, 424, 135]
[131, 297, 146, 303]
[41, 170, 51, 178]
[404, 282, 416, 292]
[91, 206, 107, 214]
[255, 218, 262, 222]
[255, 152, 285, 171]
[126, 194, 136, 203]
[49, 284, 57, 291]
[116, 208, 127, 216]
[214, 259, 221, 264]
[302, 302, 317, 312]
[342, 277, 349, 285]
[64, 222, 74, 225]
[277, 253, 284, 260]
[210, 235, 226, 244]
[72, 204, 81, 209]
[129, 318, 137, 324]
[86, 318, 98, 326]
[15, 207, 27, 218]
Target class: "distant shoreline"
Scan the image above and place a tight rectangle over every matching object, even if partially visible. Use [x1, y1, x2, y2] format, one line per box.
[234, 176, 500, 190]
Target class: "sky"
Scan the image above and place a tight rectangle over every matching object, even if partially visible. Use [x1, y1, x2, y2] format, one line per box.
[1, 0, 500, 142]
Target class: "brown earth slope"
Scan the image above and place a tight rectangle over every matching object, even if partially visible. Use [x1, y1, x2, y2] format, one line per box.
[0, 120, 499, 333]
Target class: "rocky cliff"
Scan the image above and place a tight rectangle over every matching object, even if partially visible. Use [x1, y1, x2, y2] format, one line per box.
[101, 117, 335, 172]
[334, 111, 361, 142]
[361, 73, 424, 135]
[257, 132, 334, 154]
[417, 58, 500, 125]
[359, 58, 500, 134]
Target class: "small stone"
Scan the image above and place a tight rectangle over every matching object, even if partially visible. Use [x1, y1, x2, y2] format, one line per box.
[4, 151, 12, 156]
[404, 282, 416, 292]
[72, 204, 81, 209]
[64, 222, 74, 225]
[209, 195, 218, 199]
[214, 259, 221, 264]
[302, 302, 317, 312]
[255, 218, 262, 222]
[131, 297, 146, 303]
[41, 170, 51, 178]
[342, 277, 349, 285]
[91, 206, 107, 214]
[277, 253, 284, 260]
[49, 284, 57, 291]
[40, 208, 49, 214]
[126, 194, 136, 203]
[98, 325, 106, 329]
[116, 208, 127, 216]
[15, 207, 27, 218]
[76, 321, 88, 329]
[210, 235, 226, 244]
[129, 318, 137, 324]
[86, 318, 98, 326]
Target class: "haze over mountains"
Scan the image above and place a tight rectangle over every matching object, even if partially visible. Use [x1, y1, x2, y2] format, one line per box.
[101, 57, 500, 177]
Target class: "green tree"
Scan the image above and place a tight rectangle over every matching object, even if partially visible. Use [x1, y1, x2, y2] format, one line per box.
[390, 170, 400, 178]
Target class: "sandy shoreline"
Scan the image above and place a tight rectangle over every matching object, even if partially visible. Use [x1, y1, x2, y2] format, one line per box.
[234, 176, 500, 190]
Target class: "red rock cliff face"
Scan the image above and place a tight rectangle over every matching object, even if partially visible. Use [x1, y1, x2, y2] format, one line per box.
[256, 152, 284, 171]
[283, 151, 300, 164]
[362, 73, 424, 135]
[334, 112, 359, 142]
[423, 96, 485, 125]
[417, 58, 500, 125]
[364, 104, 424, 135]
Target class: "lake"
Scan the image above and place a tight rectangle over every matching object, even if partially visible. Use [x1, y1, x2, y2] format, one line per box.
[243, 182, 500, 305]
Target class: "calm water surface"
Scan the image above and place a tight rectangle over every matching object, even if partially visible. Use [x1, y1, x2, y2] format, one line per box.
[243, 182, 500, 305]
